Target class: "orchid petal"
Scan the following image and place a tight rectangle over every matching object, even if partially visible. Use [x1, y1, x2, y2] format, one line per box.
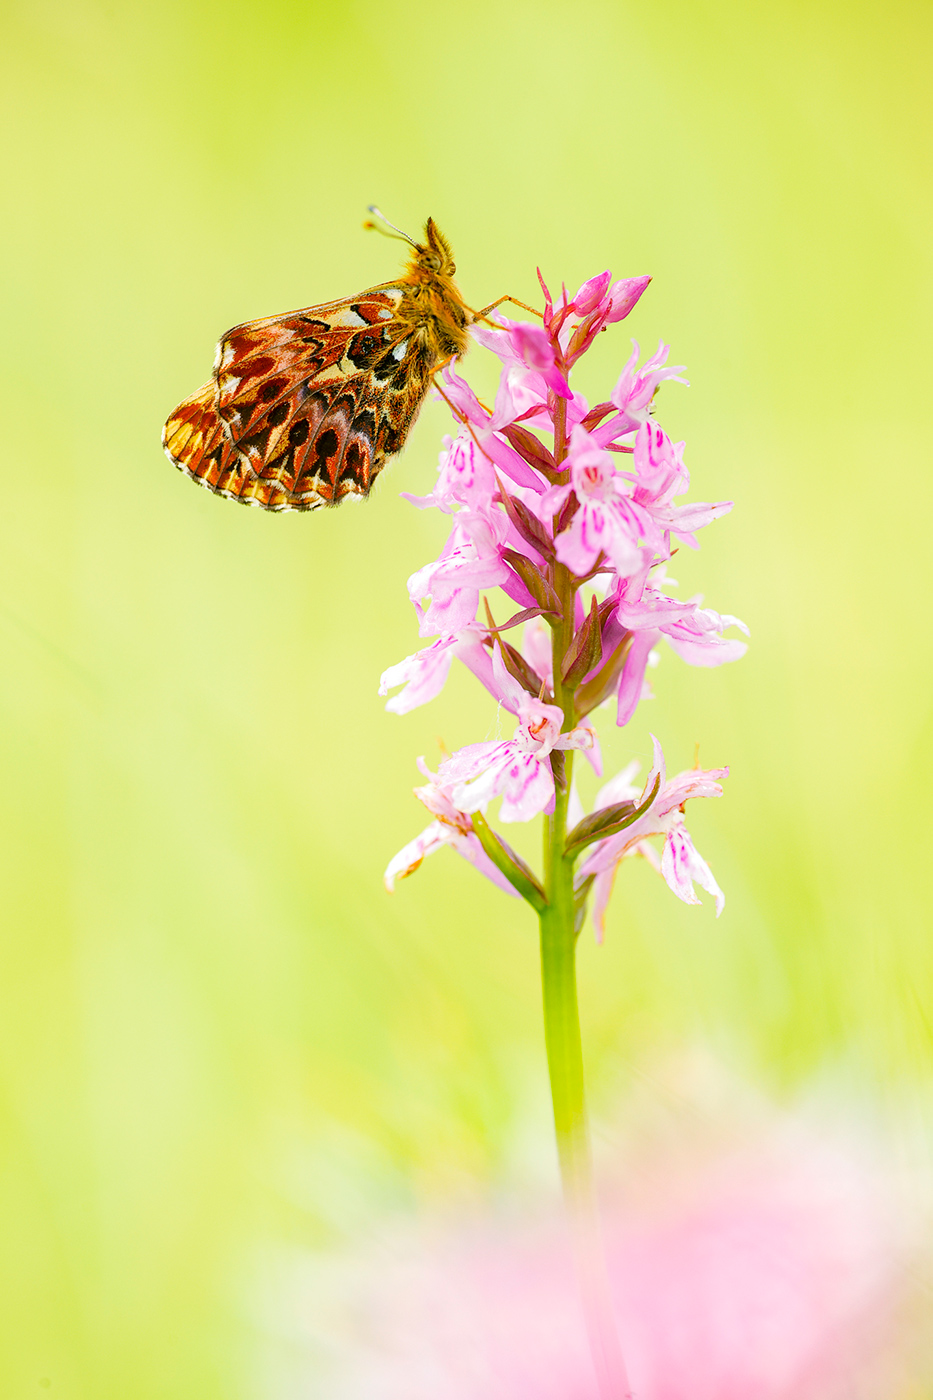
[380, 637, 456, 714]
[616, 630, 659, 726]
[661, 825, 725, 915]
[497, 752, 555, 822]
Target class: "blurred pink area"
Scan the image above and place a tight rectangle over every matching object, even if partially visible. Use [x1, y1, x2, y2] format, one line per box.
[267, 1073, 926, 1399]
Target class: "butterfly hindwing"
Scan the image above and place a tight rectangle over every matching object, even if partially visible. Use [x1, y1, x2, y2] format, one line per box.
[163, 382, 309, 510]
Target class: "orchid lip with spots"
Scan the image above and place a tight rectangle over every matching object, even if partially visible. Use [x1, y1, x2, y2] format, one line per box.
[377, 263, 745, 1400]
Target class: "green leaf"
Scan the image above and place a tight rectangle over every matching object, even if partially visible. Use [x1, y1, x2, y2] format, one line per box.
[482, 606, 551, 634]
[563, 774, 661, 859]
[501, 549, 562, 617]
[573, 874, 595, 934]
[471, 811, 548, 912]
[578, 402, 616, 432]
[574, 632, 633, 718]
[491, 635, 548, 699]
[561, 594, 603, 688]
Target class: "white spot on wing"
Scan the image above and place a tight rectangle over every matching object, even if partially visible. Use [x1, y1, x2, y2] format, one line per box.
[377, 307, 394, 320]
[392, 341, 408, 362]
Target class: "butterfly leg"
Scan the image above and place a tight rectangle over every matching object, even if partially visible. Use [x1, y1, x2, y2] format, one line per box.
[471, 295, 544, 323]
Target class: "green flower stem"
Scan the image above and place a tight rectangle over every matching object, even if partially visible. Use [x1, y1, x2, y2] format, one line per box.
[539, 397, 632, 1399]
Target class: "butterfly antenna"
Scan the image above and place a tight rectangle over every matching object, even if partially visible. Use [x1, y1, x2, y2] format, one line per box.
[364, 205, 417, 246]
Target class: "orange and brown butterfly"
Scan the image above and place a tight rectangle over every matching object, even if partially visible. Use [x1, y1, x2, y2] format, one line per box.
[162, 210, 480, 513]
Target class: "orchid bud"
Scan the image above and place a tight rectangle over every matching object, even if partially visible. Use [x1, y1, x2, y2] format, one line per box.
[571, 269, 611, 315]
[606, 274, 651, 322]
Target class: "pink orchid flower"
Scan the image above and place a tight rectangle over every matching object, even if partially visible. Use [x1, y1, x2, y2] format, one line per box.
[570, 269, 612, 316]
[435, 365, 551, 490]
[552, 425, 657, 577]
[605, 274, 653, 322]
[384, 761, 520, 897]
[587, 342, 690, 447]
[559, 272, 654, 364]
[628, 422, 734, 549]
[613, 571, 748, 724]
[612, 340, 689, 418]
[407, 504, 512, 637]
[402, 432, 498, 513]
[578, 736, 727, 940]
[377, 254, 747, 1394]
[437, 646, 596, 823]
[379, 629, 496, 715]
[630, 418, 690, 500]
[471, 316, 573, 400]
[569, 271, 652, 325]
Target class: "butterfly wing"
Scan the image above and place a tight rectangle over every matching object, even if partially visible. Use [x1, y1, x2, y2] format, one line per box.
[163, 285, 439, 512]
[163, 381, 298, 510]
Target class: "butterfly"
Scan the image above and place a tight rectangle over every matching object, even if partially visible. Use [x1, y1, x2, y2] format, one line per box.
[162, 214, 479, 513]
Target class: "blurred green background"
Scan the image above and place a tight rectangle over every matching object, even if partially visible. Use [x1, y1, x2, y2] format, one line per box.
[1, 0, 931, 1394]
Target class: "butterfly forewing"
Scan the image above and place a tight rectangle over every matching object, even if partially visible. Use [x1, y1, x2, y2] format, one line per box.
[213, 286, 408, 433]
[213, 288, 410, 499]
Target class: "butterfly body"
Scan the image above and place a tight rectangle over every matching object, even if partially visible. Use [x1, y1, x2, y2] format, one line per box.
[163, 219, 471, 512]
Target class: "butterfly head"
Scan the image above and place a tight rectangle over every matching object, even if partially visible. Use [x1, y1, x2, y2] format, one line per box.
[416, 218, 456, 278]
[366, 206, 469, 345]
[366, 207, 455, 275]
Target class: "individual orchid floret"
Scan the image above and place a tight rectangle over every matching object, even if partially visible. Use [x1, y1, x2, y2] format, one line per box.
[578, 737, 727, 939]
[472, 316, 573, 401]
[436, 363, 490, 429]
[580, 341, 690, 445]
[630, 420, 690, 502]
[568, 270, 652, 325]
[612, 341, 688, 417]
[509, 322, 573, 399]
[384, 761, 519, 897]
[552, 425, 656, 577]
[663, 604, 750, 666]
[614, 421, 734, 550]
[569, 270, 612, 316]
[407, 505, 511, 637]
[435, 364, 553, 488]
[379, 629, 496, 715]
[436, 646, 595, 823]
[402, 432, 498, 513]
[613, 574, 748, 724]
[605, 274, 652, 322]
[379, 636, 458, 715]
